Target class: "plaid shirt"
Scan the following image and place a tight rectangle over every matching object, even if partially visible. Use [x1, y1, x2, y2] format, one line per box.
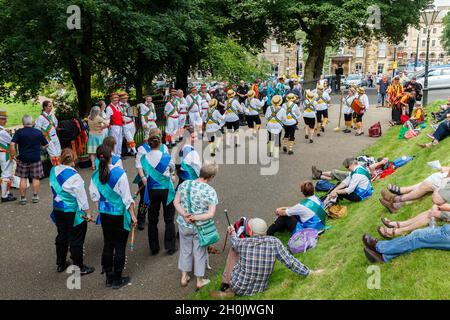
[230, 234, 310, 296]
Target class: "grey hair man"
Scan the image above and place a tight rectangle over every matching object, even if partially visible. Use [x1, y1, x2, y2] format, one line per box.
[10, 115, 49, 205]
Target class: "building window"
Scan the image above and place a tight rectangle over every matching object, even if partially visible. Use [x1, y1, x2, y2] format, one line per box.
[377, 63, 384, 75]
[432, 40, 436, 47]
[433, 28, 437, 34]
[419, 52, 426, 59]
[422, 28, 427, 34]
[430, 52, 436, 60]
[421, 40, 426, 47]
[355, 63, 363, 73]
[355, 44, 364, 58]
[271, 40, 279, 53]
[378, 42, 386, 58]
[272, 63, 279, 77]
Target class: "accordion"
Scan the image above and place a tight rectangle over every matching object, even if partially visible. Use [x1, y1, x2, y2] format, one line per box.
[351, 98, 365, 115]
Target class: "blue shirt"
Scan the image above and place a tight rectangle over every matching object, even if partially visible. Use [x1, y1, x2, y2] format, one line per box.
[11, 127, 48, 163]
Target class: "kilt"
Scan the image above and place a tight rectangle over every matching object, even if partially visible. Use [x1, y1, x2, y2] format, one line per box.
[15, 161, 44, 179]
[87, 133, 105, 154]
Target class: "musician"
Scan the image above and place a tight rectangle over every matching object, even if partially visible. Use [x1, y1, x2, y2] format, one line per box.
[355, 87, 369, 136]
[313, 84, 331, 136]
[224, 90, 243, 148]
[177, 90, 188, 141]
[119, 93, 137, 156]
[35, 101, 61, 166]
[90, 145, 137, 289]
[50, 148, 94, 275]
[105, 93, 124, 156]
[138, 95, 157, 143]
[302, 90, 316, 143]
[164, 89, 180, 148]
[265, 95, 286, 159]
[390, 91, 415, 126]
[342, 87, 357, 133]
[282, 93, 301, 155]
[244, 90, 264, 137]
[387, 76, 404, 124]
[206, 99, 225, 157]
[185, 87, 203, 133]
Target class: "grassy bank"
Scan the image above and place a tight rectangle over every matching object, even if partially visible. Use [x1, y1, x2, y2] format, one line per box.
[0, 102, 41, 128]
[194, 99, 450, 300]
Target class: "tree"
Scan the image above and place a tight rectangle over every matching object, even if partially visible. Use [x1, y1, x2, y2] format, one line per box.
[442, 11, 450, 54]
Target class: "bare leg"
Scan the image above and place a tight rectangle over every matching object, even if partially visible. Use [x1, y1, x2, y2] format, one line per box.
[399, 182, 422, 194]
[90, 154, 96, 170]
[396, 213, 431, 235]
[31, 179, 40, 195]
[19, 178, 27, 198]
[395, 182, 433, 202]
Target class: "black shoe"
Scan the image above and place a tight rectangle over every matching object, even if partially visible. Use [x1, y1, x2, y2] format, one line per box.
[309, 139, 313, 143]
[80, 265, 95, 276]
[151, 249, 160, 256]
[57, 261, 71, 273]
[1, 194, 17, 202]
[211, 153, 216, 157]
[362, 234, 378, 251]
[112, 276, 130, 289]
[137, 221, 145, 231]
[321, 127, 325, 132]
[317, 132, 321, 137]
[305, 135, 309, 140]
[288, 150, 293, 155]
[106, 277, 114, 288]
[343, 129, 351, 133]
[283, 146, 287, 153]
[363, 247, 385, 264]
[220, 282, 230, 292]
[167, 248, 178, 256]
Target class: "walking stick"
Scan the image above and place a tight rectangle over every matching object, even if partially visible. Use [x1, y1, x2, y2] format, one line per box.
[130, 226, 136, 252]
[334, 89, 344, 132]
[221, 209, 232, 253]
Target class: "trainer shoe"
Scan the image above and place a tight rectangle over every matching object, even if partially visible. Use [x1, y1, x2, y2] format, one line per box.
[1, 194, 17, 202]
[20, 197, 27, 205]
[112, 276, 130, 289]
[32, 195, 39, 203]
[80, 265, 95, 276]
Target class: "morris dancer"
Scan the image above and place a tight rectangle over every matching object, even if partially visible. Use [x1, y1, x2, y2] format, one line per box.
[313, 84, 331, 136]
[139, 95, 157, 143]
[95, 136, 124, 169]
[186, 87, 203, 133]
[90, 145, 137, 289]
[244, 90, 264, 137]
[164, 89, 180, 148]
[105, 93, 124, 156]
[387, 76, 404, 125]
[206, 99, 225, 157]
[342, 87, 357, 133]
[119, 93, 137, 155]
[265, 95, 286, 160]
[199, 84, 211, 125]
[178, 128, 202, 187]
[35, 101, 61, 166]
[0, 110, 16, 202]
[355, 87, 369, 136]
[282, 93, 301, 155]
[177, 90, 188, 141]
[302, 90, 316, 143]
[50, 148, 94, 275]
[224, 89, 243, 148]
[140, 130, 177, 256]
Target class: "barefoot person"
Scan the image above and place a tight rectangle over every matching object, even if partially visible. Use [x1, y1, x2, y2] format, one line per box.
[50, 148, 95, 275]
[174, 163, 219, 290]
[90, 145, 137, 289]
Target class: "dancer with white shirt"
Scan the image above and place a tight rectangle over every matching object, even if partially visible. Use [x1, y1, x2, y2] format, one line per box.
[34, 101, 61, 166]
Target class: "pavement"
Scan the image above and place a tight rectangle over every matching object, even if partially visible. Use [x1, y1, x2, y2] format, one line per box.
[0, 89, 447, 300]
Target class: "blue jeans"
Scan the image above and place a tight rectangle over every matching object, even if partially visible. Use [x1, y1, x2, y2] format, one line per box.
[433, 120, 450, 142]
[376, 225, 450, 262]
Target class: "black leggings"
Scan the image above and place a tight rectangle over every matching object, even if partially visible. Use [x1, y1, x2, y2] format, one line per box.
[100, 213, 129, 278]
[344, 114, 353, 122]
[246, 115, 261, 128]
[54, 211, 87, 268]
[304, 117, 315, 129]
[283, 124, 296, 141]
[267, 216, 297, 236]
[316, 109, 328, 123]
[337, 192, 362, 202]
[226, 120, 239, 131]
[268, 132, 281, 146]
[147, 189, 176, 252]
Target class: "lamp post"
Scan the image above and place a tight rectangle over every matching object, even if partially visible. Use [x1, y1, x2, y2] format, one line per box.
[421, 5, 440, 107]
[296, 41, 301, 76]
[414, 30, 420, 71]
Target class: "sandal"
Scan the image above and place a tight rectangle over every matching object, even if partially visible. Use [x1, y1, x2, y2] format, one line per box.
[381, 217, 400, 229]
[195, 279, 211, 291]
[377, 226, 396, 239]
[181, 275, 191, 287]
[388, 184, 402, 195]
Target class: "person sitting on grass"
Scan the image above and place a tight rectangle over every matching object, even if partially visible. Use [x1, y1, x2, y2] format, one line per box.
[431, 96, 450, 123]
[362, 206, 450, 263]
[312, 157, 389, 182]
[324, 158, 374, 205]
[418, 114, 450, 149]
[267, 181, 327, 236]
[379, 166, 450, 213]
[210, 218, 323, 298]
[378, 181, 450, 238]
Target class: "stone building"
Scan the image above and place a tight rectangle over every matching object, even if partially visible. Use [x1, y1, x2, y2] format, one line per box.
[258, 39, 304, 78]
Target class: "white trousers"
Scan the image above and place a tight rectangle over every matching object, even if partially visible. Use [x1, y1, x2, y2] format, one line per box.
[0, 153, 13, 198]
[166, 117, 179, 136]
[47, 136, 62, 158]
[189, 112, 203, 127]
[123, 122, 136, 142]
[178, 115, 187, 130]
[110, 125, 123, 155]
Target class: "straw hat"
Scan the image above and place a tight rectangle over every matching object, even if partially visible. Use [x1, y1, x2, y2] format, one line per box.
[119, 92, 129, 98]
[248, 218, 268, 236]
[247, 90, 255, 98]
[227, 89, 236, 99]
[271, 95, 282, 106]
[209, 98, 218, 108]
[0, 110, 7, 120]
[357, 87, 365, 94]
[316, 84, 324, 91]
[110, 92, 119, 98]
[305, 90, 315, 100]
[286, 93, 297, 102]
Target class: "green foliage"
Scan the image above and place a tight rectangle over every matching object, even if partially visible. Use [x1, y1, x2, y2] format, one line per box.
[193, 100, 450, 300]
[442, 12, 450, 54]
[0, 101, 41, 128]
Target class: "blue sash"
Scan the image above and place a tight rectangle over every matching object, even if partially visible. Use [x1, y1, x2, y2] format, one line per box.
[95, 154, 121, 169]
[179, 146, 199, 181]
[141, 153, 175, 205]
[49, 167, 85, 227]
[92, 168, 132, 231]
[350, 167, 373, 200]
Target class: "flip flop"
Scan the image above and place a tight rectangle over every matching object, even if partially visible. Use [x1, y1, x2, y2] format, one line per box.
[377, 226, 396, 239]
[381, 217, 400, 229]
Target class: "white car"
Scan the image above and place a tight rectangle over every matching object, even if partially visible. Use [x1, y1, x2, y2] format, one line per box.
[416, 67, 450, 90]
[343, 74, 363, 88]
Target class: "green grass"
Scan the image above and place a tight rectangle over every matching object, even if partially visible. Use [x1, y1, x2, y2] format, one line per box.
[0, 101, 42, 128]
[194, 99, 450, 300]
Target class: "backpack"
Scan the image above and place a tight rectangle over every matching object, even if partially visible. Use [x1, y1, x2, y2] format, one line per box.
[233, 217, 251, 239]
[315, 180, 336, 192]
[327, 204, 348, 219]
[288, 228, 318, 254]
[393, 156, 413, 168]
[368, 122, 382, 137]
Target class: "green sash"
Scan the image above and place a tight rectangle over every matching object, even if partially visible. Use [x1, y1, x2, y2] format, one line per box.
[351, 167, 371, 180]
[0, 141, 10, 161]
[181, 161, 199, 180]
[207, 108, 220, 125]
[188, 95, 199, 111]
[49, 167, 85, 227]
[40, 113, 55, 142]
[166, 101, 178, 118]
[267, 107, 283, 126]
[92, 170, 132, 231]
[300, 198, 327, 225]
[226, 100, 238, 115]
[141, 156, 175, 205]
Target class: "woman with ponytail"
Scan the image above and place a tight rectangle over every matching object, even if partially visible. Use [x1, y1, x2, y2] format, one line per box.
[140, 130, 177, 256]
[89, 145, 137, 289]
[49, 148, 95, 275]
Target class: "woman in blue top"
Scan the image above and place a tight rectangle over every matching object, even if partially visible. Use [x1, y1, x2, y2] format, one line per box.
[90, 145, 137, 289]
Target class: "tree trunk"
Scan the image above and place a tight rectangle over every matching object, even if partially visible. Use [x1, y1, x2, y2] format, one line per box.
[175, 60, 190, 93]
[303, 28, 332, 90]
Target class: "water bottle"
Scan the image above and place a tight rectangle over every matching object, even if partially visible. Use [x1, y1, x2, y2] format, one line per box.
[429, 217, 437, 228]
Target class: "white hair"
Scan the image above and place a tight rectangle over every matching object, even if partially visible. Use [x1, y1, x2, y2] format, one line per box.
[22, 115, 33, 126]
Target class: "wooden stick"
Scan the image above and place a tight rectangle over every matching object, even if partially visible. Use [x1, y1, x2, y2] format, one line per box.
[130, 226, 136, 252]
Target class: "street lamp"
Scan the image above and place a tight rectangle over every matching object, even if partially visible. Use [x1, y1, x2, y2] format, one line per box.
[421, 4, 440, 107]
[296, 41, 301, 76]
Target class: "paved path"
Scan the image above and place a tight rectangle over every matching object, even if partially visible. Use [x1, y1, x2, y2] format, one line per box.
[0, 99, 407, 299]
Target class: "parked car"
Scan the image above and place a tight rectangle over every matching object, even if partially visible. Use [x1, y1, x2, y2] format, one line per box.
[416, 67, 450, 90]
[343, 74, 363, 88]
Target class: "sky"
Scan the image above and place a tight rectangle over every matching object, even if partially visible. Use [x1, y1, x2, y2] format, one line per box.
[435, 0, 450, 6]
